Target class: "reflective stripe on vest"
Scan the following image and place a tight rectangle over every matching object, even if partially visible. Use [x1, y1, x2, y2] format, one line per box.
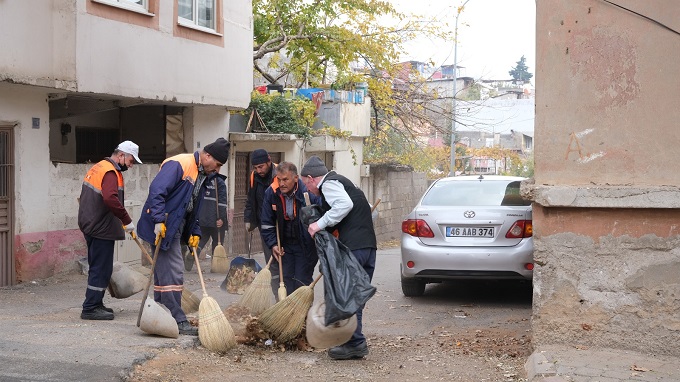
[162, 153, 199, 184]
[82, 160, 124, 195]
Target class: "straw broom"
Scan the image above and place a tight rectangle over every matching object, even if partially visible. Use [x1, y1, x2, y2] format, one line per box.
[192, 247, 236, 352]
[181, 287, 200, 314]
[211, 179, 229, 273]
[259, 274, 322, 342]
[131, 232, 201, 314]
[275, 221, 287, 301]
[237, 255, 274, 315]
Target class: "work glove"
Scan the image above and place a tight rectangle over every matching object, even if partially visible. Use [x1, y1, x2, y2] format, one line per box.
[188, 235, 200, 248]
[123, 222, 135, 233]
[154, 222, 166, 245]
[246, 222, 256, 232]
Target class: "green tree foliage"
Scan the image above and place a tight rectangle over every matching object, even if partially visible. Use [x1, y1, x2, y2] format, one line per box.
[508, 55, 533, 83]
[246, 92, 317, 139]
[253, 0, 406, 86]
[506, 153, 534, 178]
[253, 0, 474, 176]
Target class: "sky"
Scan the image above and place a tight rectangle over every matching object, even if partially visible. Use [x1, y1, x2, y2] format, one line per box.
[388, 0, 536, 81]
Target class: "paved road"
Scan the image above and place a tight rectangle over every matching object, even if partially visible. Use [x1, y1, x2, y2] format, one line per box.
[0, 246, 532, 381]
[369, 246, 532, 340]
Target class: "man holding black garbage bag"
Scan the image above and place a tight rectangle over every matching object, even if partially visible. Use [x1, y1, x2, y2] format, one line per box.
[301, 155, 377, 360]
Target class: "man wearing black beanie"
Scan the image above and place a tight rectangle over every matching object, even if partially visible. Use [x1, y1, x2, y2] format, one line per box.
[137, 137, 229, 336]
[244, 148, 281, 298]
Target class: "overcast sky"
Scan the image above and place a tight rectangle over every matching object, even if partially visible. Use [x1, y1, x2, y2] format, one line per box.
[388, 0, 536, 81]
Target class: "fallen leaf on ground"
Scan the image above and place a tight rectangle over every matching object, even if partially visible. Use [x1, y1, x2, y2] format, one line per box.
[631, 365, 650, 372]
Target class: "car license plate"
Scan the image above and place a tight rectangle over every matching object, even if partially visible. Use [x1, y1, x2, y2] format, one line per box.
[446, 227, 495, 237]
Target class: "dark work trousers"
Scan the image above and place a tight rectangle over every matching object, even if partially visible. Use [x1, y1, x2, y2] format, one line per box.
[197, 226, 227, 257]
[259, 231, 280, 300]
[152, 231, 187, 324]
[346, 247, 377, 347]
[82, 234, 115, 311]
[279, 241, 317, 296]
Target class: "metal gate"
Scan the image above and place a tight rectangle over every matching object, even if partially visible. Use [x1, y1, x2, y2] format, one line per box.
[0, 125, 15, 286]
[232, 151, 281, 255]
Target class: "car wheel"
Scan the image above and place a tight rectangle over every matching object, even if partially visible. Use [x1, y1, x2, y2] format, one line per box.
[401, 276, 425, 297]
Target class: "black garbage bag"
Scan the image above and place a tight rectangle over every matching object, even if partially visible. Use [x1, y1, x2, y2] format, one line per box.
[301, 203, 377, 326]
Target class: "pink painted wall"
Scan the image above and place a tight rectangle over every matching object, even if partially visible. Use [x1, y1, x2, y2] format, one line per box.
[535, 0, 680, 186]
[15, 229, 86, 282]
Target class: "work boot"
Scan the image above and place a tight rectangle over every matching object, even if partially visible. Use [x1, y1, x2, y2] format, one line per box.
[178, 320, 198, 336]
[328, 341, 369, 360]
[81, 306, 114, 321]
[99, 304, 114, 313]
[184, 250, 195, 272]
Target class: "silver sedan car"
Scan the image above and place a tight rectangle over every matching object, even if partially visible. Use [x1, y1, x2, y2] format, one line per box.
[400, 175, 533, 296]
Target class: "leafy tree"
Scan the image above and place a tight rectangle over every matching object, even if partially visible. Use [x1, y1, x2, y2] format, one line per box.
[245, 92, 316, 139]
[469, 146, 524, 175]
[253, 0, 408, 86]
[506, 153, 534, 178]
[508, 55, 533, 84]
[253, 0, 484, 176]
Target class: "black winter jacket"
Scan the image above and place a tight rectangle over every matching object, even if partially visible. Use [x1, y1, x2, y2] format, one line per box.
[197, 173, 227, 228]
[244, 165, 276, 227]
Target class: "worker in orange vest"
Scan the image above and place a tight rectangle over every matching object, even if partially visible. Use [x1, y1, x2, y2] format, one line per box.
[244, 149, 281, 299]
[78, 141, 142, 321]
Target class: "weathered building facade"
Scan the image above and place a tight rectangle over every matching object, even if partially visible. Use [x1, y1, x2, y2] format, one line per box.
[0, 0, 253, 284]
[529, 0, 680, 356]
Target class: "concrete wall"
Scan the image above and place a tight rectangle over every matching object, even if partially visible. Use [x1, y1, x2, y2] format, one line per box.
[313, 98, 372, 137]
[530, 0, 680, 356]
[0, 1, 77, 90]
[0, 0, 252, 108]
[368, 165, 429, 242]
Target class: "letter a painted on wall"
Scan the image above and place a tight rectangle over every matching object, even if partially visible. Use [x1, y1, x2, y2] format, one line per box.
[564, 132, 584, 160]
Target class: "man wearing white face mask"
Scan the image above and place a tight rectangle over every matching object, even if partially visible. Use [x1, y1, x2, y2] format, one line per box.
[78, 140, 142, 320]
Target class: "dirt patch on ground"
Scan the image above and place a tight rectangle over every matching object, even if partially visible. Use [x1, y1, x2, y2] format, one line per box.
[128, 310, 530, 381]
[128, 242, 532, 381]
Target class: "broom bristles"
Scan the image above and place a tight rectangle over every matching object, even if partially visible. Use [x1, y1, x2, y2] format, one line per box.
[259, 285, 315, 342]
[211, 245, 229, 273]
[198, 295, 236, 352]
[238, 267, 273, 315]
[181, 288, 201, 314]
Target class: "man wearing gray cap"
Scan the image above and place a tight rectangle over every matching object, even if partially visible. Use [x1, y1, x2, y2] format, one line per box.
[301, 155, 377, 360]
[78, 140, 142, 320]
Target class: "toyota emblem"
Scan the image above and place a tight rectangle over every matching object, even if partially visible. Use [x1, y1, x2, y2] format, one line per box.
[464, 211, 475, 218]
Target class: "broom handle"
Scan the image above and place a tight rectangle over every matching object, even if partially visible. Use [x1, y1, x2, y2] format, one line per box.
[310, 273, 322, 288]
[263, 253, 274, 270]
[192, 247, 208, 297]
[275, 221, 284, 286]
[214, 179, 222, 245]
[136, 232, 162, 327]
[371, 198, 381, 213]
[131, 232, 153, 263]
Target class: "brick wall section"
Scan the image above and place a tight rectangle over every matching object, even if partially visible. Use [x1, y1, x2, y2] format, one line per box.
[369, 164, 429, 242]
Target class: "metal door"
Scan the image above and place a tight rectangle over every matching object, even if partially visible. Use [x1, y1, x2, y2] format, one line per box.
[232, 151, 281, 255]
[0, 125, 15, 286]
[232, 152, 249, 254]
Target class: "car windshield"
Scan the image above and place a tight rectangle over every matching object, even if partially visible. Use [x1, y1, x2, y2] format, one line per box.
[421, 180, 531, 207]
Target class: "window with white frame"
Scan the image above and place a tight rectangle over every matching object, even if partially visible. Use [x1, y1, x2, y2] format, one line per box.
[178, 0, 216, 31]
[95, 0, 149, 12]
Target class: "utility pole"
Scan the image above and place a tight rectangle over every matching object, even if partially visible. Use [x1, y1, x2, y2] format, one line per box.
[449, 0, 471, 176]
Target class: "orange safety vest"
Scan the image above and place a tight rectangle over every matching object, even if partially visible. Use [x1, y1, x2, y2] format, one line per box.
[83, 160, 124, 195]
[250, 162, 278, 188]
[78, 159, 126, 240]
